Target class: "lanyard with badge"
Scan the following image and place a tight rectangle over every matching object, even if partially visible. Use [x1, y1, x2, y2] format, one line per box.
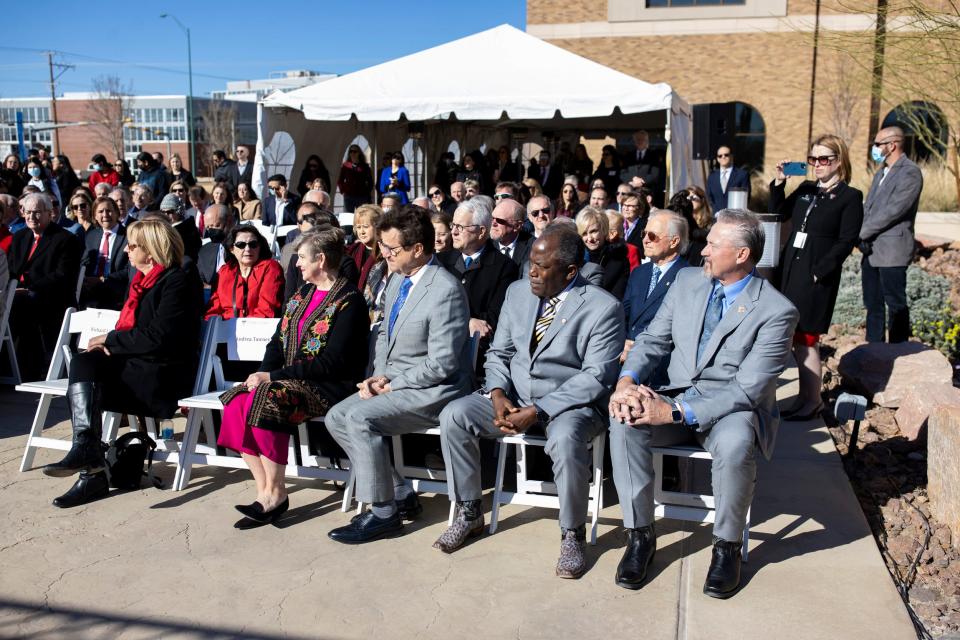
[793, 188, 825, 250]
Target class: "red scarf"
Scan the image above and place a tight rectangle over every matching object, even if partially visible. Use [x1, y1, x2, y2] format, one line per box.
[116, 264, 166, 331]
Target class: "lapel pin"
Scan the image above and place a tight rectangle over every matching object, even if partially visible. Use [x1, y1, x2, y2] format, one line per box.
[737, 305, 746, 314]
[560, 318, 567, 324]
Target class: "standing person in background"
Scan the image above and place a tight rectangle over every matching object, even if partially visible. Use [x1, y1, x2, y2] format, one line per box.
[591, 145, 623, 197]
[378, 152, 411, 204]
[687, 185, 713, 237]
[572, 144, 594, 191]
[167, 153, 196, 188]
[297, 154, 332, 196]
[227, 145, 254, 190]
[211, 150, 236, 188]
[859, 125, 924, 345]
[135, 152, 169, 200]
[52, 156, 81, 215]
[337, 145, 374, 213]
[621, 130, 665, 208]
[2, 155, 25, 196]
[236, 181, 262, 221]
[770, 134, 863, 421]
[87, 154, 119, 192]
[706, 146, 751, 213]
[25, 158, 61, 206]
[114, 159, 134, 187]
[528, 150, 562, 200]
[345, 204, 383, 292]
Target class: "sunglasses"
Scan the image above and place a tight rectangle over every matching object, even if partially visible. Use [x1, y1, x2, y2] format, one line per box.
[70, 203, 89, 210]
[494, 193, 512, 200]
[716, 153, 730, 159]
[492, 216, 516, 226]
[172, 188, 185, 193]
[429, 190, 443, 198]
[643, 231, 674, 242]
[806, 155, 837, 166]
[529, 208, 552, 218]
[617, 191, 631, 197]
[687, 194, 702, 202]
[233, 240, 260, 250]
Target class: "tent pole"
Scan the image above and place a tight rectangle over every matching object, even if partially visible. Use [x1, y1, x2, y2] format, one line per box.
[665, 107, 673, 200]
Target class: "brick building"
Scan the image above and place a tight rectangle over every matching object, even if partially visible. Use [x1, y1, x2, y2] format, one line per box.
[528, 0, 955, 184]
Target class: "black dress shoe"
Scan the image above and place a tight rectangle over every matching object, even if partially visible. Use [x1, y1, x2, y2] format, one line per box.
[234, 502, 264, 519]
[396, 492, 422, 520]
[703, 538, 743, 599]
[52, 470, 109, 508]
[244, 498, 289, 524]
[328, 510, 403, 544]
[615, 524, 656, 590]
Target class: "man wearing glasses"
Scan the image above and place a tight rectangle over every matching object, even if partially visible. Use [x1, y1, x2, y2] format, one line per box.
[490, 198, 532, 267]
[859, 126, 923, 343]
[325, 205, 473, 543]
[706, 146, 751, 213]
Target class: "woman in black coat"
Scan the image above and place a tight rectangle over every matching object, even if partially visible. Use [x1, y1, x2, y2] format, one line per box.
[770, 134, 863, 420]
[42, 217, 203, 507]
[296, 154, 332, 195]
[576, 206, 629, 298]
[52, 155, 81, 215]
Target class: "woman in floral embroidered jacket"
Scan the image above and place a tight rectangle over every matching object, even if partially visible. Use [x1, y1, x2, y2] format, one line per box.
[218, 227, 370, 528]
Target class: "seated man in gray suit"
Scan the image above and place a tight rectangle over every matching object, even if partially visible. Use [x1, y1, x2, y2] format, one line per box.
[436, 224, 625, 579]
[609, 209, 798, 598]
[326, 205, 474, 544]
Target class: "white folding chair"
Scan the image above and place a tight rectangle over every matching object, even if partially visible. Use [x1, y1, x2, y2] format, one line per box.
[488, 430, 606, 545]
[272, 225, 297, 258]
[651, 444, 752, 561]
[174, 317, 353, 510]
[0, 279, 21, 386]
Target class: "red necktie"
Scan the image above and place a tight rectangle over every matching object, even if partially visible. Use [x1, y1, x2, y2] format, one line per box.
[20, 234, 40, 282]
[197, 208, 205, 234]
[96, 230, 111, 277]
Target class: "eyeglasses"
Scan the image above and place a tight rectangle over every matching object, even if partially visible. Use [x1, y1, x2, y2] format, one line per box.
[451, 223, 481, 233]
[70, 203, 89, 210]
[807, 155, 837, 166]
[616, 191, 631, 197]
[687, 194, 702, 202]
[492, 216, 517, 227]
[643, 230, 675, 242]
[429, 190, 443, 198]
[621, 203, 638, 210]
[716, 153, 731, 159]
[529, 208, 552, 218]
[378, 240, 410, 257]
[493, 193, 513, 201]
[172, 188, 185, 193]
[873, 138, 897, 147]
[233, 240, 260, 250]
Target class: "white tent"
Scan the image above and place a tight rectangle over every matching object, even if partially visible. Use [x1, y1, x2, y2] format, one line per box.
[254, 24, 696, 202]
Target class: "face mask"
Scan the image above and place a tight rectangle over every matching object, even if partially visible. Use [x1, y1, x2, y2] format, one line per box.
[93, 163, 101, 172]
[871, 145, 886, 163]
[28, 167, 41, 178]
[268, 188, 277, 197]
[204, 228, 226, 243]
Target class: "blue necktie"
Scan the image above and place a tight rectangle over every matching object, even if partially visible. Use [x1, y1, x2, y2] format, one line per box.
[697, 285, 725, 363]
[388, 277, 412, 339]
[647, 265, 661, 299]
[463, 256, 473, 268]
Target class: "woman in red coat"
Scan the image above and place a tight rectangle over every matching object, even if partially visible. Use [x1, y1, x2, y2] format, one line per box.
[205, 226, 285, 320]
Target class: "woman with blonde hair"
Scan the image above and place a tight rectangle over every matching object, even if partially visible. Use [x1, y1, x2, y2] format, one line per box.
[41, 218, 203, 507]
[770, 133, 863, 420]
[522, 178, 543, 200]
[575, 206, 629, 298]
[345, 204, 383, 292]
[67, 192, 95, 233]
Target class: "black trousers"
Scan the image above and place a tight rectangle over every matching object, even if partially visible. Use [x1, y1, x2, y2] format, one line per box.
[69, 350, 153, 416]
[861, 258, 910, 343]
[9, 292, 63, 381]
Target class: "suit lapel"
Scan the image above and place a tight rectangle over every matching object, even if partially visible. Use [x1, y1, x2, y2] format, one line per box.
[29, 227, 57, 264]
[687, 275, 713, 371]
[388, 264, 434, 351]
[694, 276, 762, 375]
[533, 280, 585, 360]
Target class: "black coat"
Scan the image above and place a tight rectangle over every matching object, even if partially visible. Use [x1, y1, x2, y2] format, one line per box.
[770, 179, 864, 334]
[262, 194, 301, 226]
[173, 219, 202, 262]
[8, 223, 82, 312]
[586, 242, 630, 299]
[197, 241, 225, 286]
[437, 241, 518, 330]
[80, 225, 131, 310]
[103, 266, 204, 417]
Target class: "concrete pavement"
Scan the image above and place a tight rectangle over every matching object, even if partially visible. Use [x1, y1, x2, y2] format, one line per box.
[0, 370, 916, 639]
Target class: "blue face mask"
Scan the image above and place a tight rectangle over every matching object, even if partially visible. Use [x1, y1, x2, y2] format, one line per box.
[93, 163, 102, 172]
[268, 187, 277, 197]
[871, 145, 886, 163]
[28, 167, 41, 178]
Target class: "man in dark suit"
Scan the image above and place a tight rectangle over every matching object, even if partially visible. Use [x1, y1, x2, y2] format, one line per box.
[196, 204, 235, 286]
[262, 174, 301, 226]
[8, 193, 82, 378]
[527, 150, 563, 200]
[79, 195, 129, 310]
[224, 145, 254, 191]
[706, 146, 751, 213]
[211, 150, 236, 187]
[489, 198, 532, 268]
[622, 211, 689, 381]
[438, 198, 519, 373]
[621, 130, 666, 208]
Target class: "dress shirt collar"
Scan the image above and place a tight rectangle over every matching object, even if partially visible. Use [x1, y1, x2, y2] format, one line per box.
[712, 271, 753, 313]
[461, 247, 484, 264]
[406, 255, 435, 290]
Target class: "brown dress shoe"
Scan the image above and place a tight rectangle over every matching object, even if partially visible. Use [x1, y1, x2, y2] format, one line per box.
[433, 502, 484, 553]
[555, 526, 587, 579]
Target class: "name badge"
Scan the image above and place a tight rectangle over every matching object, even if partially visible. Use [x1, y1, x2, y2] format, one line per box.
[793, 232, 808, 249]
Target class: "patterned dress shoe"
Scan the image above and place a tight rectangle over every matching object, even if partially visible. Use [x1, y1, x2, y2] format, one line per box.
[433, 504, 484, 553]
[703, 537, 743, 598]
[555, 526, 588, 579]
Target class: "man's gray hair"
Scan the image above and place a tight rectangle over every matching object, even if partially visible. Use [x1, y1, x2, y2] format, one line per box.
[527, 195, 553, 214]
[304, 189, 331, 206]
[715, 208, 765, 264]
[650, 209, 690, 255]
[455, 197, 493, 229]
[21, 192, 52, 212]
[538, 221, 581, 269]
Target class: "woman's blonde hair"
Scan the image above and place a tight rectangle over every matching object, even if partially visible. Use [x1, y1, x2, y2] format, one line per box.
[811, 133, 852, 183]
[354, 203, 384, 228]
[575, 206, 610, 240]
[522, 178, 543, 198]
[127, 218, 184, 268]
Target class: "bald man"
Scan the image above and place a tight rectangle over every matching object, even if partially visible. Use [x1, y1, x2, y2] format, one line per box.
[489, 198, 532, 267]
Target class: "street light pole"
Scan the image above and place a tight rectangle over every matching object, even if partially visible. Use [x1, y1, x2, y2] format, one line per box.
[160, 13, 196, 174]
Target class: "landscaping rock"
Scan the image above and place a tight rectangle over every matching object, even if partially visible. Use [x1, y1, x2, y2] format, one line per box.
[929, 406, 960, 546]
[895, 384, 960, 441]
[838, 342, 954, 407]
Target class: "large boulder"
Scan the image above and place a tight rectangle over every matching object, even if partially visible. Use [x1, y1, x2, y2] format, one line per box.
[928, 406, 960, 546]
[895, 384, 960, 440]
[837, 341, 953, 408]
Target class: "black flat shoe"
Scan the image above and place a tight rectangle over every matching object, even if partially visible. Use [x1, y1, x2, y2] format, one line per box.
[234, 516, 269, 530]
[615, 525, 656, 590]
[703, 538, 743, 599]
[245, 497, 289, 524]
[234, 502, 264, 519]
[396, 493, 422, 520]
[784, 404, 823, 421]
[328, 510, 403, 544]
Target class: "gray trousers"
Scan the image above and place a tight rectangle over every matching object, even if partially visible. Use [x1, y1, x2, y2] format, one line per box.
[326, 390, 446, 504]
[608, 410, 758, 542]
[440, 392, 604, 530]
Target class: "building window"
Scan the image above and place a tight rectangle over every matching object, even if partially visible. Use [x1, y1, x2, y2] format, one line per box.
[608, 0, 784, 22]
[647, 0, 745, 5]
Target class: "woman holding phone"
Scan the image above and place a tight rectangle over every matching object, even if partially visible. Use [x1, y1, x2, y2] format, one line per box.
[769, 134, 863, 421]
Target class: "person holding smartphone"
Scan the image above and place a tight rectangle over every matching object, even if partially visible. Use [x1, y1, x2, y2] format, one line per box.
[769, 134, 863, 421]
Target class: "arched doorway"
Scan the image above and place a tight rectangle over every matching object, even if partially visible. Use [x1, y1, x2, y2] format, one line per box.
[882, 101, 948, 163]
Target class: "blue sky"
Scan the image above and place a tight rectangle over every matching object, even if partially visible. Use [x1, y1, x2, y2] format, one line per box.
[0, 1, 526, 98]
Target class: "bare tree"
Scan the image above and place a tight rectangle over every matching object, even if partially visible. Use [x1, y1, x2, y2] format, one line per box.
[200, 99, 237, 175]
[87, 75, 133, 160]
[824, 54, 866, 147]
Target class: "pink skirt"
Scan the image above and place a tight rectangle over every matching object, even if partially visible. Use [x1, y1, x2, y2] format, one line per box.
[217, 390, 290, 465]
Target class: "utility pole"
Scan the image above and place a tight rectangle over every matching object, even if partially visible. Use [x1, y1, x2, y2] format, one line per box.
[45, 52, 74, 156]
[806, 0, 822, 150]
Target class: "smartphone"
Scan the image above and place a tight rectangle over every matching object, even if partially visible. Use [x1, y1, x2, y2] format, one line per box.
[782, 161, 808, 176]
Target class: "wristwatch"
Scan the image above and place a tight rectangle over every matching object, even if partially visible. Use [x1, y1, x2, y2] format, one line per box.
[671, 401, 684, 424]
[535, 404, 550, 425]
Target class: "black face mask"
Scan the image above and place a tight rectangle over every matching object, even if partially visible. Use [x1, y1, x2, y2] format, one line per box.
[204, 228, 226, 243]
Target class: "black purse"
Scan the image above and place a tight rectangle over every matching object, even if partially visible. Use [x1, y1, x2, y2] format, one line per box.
[105, 432, 162, 490]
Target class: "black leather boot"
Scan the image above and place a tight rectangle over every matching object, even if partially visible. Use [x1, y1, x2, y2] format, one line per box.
[615, 524, 656, 589]
[703, 537, 743, 598]
[52, 470, 110, 508]
[43, 382, 106, 478]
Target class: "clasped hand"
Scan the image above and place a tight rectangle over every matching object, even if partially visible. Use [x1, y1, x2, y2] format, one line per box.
[608, 382, 674, 426]
[85, 333, 111, 356]
[358, 375, 391, 399]
[491, 389, 537, 435]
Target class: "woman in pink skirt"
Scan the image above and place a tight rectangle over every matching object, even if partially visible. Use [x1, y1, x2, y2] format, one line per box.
[219, 226, 370, 528]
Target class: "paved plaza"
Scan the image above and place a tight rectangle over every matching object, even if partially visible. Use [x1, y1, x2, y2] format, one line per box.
[0, 369, 916, 639]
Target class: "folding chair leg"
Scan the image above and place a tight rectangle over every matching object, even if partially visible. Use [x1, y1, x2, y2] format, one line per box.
[448, 498, 456, 526]
[102, 412, 121, 444]
[19, 394, 53, 472]
[488, 441, 508, 535]
[174, 408, 205, 490]
[588, 434, 606, 546]
[2, 334, 21, 386]
[742, 506, 751, 562]
[340, 470, 355, 513]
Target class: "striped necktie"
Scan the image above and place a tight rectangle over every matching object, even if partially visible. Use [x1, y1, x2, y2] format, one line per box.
[533, 296, 560, 345]
[647, 265, 661, 298]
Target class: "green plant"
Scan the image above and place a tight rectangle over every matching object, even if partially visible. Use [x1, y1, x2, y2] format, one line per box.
[830, 254, 865, 330]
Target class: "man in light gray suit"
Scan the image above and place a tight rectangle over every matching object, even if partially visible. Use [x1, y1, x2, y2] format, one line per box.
[326, 205, 473, 544]
[436, 224, 625, 579]
[608, 210, 798, 598]
[860, 126, 923, 343]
